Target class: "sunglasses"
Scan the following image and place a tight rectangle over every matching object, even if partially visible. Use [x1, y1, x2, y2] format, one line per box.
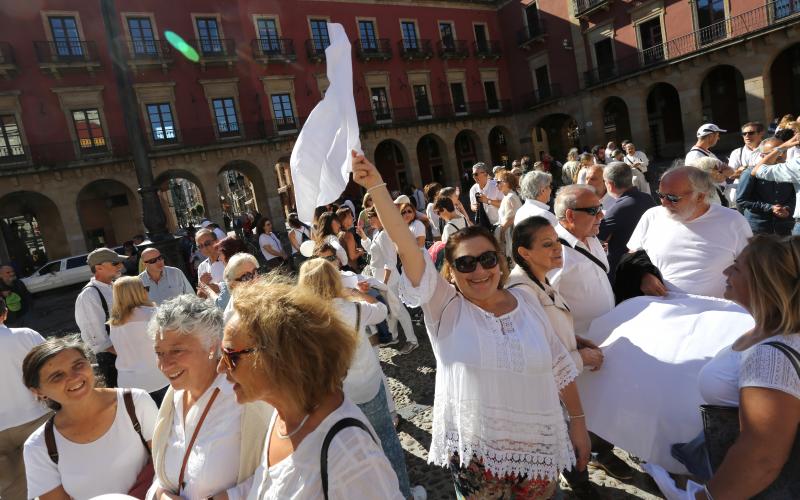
[656, 191, 684, 203]
[571, 205, 603, 216]
[234, 271, 256, 283]
[472, 172, 485, 177]
[220, 345, 261, 371]
[401, 210, 415, 216]
[453, 250, 499, 273]
[741, 131, 758, 136]
[198, 240, 215, 249]
[144, 255, 164, 265]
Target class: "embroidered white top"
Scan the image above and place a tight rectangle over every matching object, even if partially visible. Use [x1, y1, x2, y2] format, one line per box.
[399, 253, 578, 480]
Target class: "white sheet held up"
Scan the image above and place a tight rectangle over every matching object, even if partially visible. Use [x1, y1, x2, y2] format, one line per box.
[576, 294, 754, 473]
[290, 23, 362, 224]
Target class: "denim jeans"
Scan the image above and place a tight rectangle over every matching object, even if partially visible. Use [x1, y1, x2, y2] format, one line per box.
[357, 382, 411, 497]
[366, 289, 393, 343]
[794, 221, 800, 236]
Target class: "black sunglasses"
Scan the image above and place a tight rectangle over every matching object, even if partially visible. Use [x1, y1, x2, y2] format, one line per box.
[401, 210, 415, 215]
[453, 250, 499, 273]
[656, 191, 683, 203]
[234, 271, 256, 283]
[571, 205, 603, 216]
[220, 345, 261, 371]
[144, 255, 164, 265]
[741, 131, 758, 136]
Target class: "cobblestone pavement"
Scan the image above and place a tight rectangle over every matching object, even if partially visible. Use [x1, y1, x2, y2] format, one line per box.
[379, 319, 666, 500]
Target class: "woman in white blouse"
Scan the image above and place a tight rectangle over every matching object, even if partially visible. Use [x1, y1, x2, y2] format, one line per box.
[286, 213, 311, 271]
[147, 295, 272, 500]
[109, 276, 169, 405]
[218, 277, 403, 499]
[314, 211, 349, 268]
[23, 336, 157, 500]
[496, 170, 523, 263]
[399, 202, 426, 248]
[256, 218, 287, 272]
[352, 152, 590, 498]
[693, 235, 800, 499]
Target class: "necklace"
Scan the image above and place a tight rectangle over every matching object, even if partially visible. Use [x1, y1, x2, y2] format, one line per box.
[276, 413, 312, 439]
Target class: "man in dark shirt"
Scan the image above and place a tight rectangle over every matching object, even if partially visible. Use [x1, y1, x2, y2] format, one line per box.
[0, 263, 33, 326]
[736, 137, 796, 235]
[598, 162, 656, 282]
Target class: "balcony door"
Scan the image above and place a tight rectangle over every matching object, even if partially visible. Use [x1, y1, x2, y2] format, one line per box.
[49, 16, 83, 57]
[535, 65, 551, 98]
[696, 0, 726, 45]
[639, 18, 663, 64]
[594, 38, 615, 80]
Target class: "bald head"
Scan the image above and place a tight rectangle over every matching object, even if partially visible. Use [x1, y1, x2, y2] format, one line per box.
[141, 247, 165, 276]
[141, 247, 159, 260]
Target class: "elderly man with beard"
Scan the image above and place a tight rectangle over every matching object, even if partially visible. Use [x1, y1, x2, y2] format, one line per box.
[628, 166, 752, 298]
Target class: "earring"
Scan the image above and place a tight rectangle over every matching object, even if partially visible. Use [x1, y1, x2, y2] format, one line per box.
[208, 352, 214, 360]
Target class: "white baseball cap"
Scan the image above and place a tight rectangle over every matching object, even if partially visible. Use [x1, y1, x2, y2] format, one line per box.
[696, 123, 726, 137]
[393, 195, 411, 205]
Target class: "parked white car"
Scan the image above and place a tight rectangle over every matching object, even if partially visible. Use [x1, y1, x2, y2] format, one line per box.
[21, 254, 93, 294]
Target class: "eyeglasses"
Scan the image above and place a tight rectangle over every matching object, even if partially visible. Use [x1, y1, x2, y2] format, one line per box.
[401, 210, 415, 216]
[472, 171, 485, 177]
[234, 271, 256, 283]
[656, 191, 684, 203]
[144, 255, 164, 265]
[453, 250, 499, 273]
[741, 131, 758, 136]
[570, 205, 603, 216]
[220, 345, 261, 371]
[198, 240, 215, 249]
[102, 261, 123, 267]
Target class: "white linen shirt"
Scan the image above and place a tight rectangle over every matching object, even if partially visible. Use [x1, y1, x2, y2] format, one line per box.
[24, 389, 157, 499]
[426, 203, 441, 237]
[110, 306, 169, 392]
[334, 299, 388, 404]
[139, 267, 193, 305]
[258, 232, 283, 262]
[409, 219, 426, 241]
[0, 325, 46, 431]
[75, 278, 114, 353]
[362, 230, 398, 285]
[398, 253, 578, 480]
[197, 258, 225, 285]
[499, 192, 522, 226]
[245, 398, 402, 500]
[624, 150, 649, 173]
[469, 180, 502, 225]
[156, 375, 245, 500]
[754, 157, 800, 218]
[514, 199, 558, 227]
[549, 224, 615, 335]
[627, 205, 752, 298]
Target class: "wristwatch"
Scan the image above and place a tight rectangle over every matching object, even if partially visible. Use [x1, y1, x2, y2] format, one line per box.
[776, 147, 788, 154]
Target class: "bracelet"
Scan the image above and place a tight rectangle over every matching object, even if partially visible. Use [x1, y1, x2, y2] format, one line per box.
[367, 182, 387, 194]
[704, 485, 714, 500]
[569, 414, 585, 419]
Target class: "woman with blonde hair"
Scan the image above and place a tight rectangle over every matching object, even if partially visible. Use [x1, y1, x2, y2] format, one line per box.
[297, 259, 419, 498]
[108, 276, 169, 405]
[219, 278, 403, 499]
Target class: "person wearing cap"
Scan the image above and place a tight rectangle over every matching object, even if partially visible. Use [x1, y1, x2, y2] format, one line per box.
[685, 123, 726, 166]
[138, 247, 194, 305]
[750, 131, 800, 235]
[469, 162, 503, 226]
[75, 247, 126, 387]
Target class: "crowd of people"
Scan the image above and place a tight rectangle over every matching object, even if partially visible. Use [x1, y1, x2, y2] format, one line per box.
[0, 114, 799, 500]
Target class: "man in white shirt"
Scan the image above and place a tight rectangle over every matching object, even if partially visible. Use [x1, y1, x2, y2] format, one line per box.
[685, 123, 725, 166]
[75, 247, 126, 387]
[138, 247, 194, 305]
[585, 165, 616, 212]
[514, 170, 557, 227]
[550, 185, 615, 336]
[725, 122, 766, 208]
[0, 299, 48, 500]
[628, 166, 753, 298]
[195, 229, 225, 299]
[623, 142, 649, 173]
[469, 162, 503, 225]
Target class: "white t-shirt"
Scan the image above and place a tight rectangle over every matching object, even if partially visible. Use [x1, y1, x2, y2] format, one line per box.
[289, 227, 310, 254]
[514, 199, 558, 227]
[213, 227, 228, 240]
[24, 389, 157, 499]
[246, 398, 402, 500]
[110, 306, 169, 393]
[469, 180, 502, 225]
[426, 203, 441, 238]
[0, 325, 47, 431]
[333, 299, 388, 404]
[258, 232, 283, 262]
[363, 230, 398, 285]
[684, 147, 718, 166]
[198, 258, 225, 285]
[627, 205, 753, 298]
[441, 216, 467, 244]
[408, 219, 426, 242]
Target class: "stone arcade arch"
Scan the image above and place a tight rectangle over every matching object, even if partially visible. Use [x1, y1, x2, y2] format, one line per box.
[535, 114, 578, 163]
[76, 179, 143, 251]
[646, 83, 685, 160]
[454, 130, 484, 191]
[0, 191, 70, 275]
[602, 97, 632, 145]
[154, 170, 208, 231]
[374, 140, 410, 192]
[217, 160, 270, 230]
[770, 43, 800, 118]
[416, 134, 451, 187]
[488, 126, 512, 167]
[701, 65, 748, 152]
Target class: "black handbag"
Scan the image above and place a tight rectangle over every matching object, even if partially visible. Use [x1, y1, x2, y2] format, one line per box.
[701, 341, 800, 499]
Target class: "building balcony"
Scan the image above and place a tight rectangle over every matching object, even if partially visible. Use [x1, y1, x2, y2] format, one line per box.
[0, 143, 28, 166]
[474, 40, 502, 59]
[517, 20, 548, 48]
[573, 0, 612, 19]
[188, 38, 237, 70]
[251, 38, 296, 64]
[398, 39, 433, 60]
[527, 83, 562, 108]
[356, 99, 512, 131]
[33, 40, 101, 77]
[124, 39, 173, 72]
[306, 39, 327, 63]
[437, 39, 470, 59]
[0, 42, 18, 79]
[356, 39, 392, 61]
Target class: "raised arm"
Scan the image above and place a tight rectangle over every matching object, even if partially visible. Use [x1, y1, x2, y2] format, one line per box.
[751, 132, 800, 177]
[351, 151, 425, 286]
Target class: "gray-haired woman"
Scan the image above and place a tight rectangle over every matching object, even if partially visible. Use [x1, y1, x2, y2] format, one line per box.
[221, 253, 259, 322]
[147, 295, 272, 500]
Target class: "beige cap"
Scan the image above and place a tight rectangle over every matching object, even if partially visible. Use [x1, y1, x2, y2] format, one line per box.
[87, 248, 127, 266]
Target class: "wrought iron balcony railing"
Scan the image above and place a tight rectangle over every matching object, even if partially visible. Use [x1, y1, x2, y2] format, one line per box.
[356, 38, 393, 61]
[251, 38, 296, 61]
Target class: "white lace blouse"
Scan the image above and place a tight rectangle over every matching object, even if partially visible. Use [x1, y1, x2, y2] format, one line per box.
[399, 254, 578, 480]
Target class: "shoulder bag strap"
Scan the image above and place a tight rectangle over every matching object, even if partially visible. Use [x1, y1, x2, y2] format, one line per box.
[320, 417, 377, 500]
[123, 389, 150, 456]
[690, 147, 710, 157]
[87, 285, 110, 334]
[764, 341, 800, 379]
[558, 238, 608, 273]
[178, 387, 221, 491]
[355, 302, 361, 333]
[44, 416, 59, 464]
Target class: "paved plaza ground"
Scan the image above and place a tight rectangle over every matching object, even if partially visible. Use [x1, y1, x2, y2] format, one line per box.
[29, 286, 666, 499]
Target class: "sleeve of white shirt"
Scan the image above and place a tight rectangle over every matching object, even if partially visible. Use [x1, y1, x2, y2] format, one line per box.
[755, 159, 800, 183]
[468, 184, 479, 206]
[637, 151, 649, 171]
[378, 233, 397, 271]
[23, 426, 61, 498]
[328, 236, 349, 266]
[224, 474, 255, 500]
[75, 289, 112, 353]
[626, 209, 652, 252]
[410, 220, 426, 239]
[728, 147, 743, 169]
[398, 250, 457, 338]
[426, 204, 441, 237]
[131, 388, 159, 441]
[359, 300, 388, 327]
